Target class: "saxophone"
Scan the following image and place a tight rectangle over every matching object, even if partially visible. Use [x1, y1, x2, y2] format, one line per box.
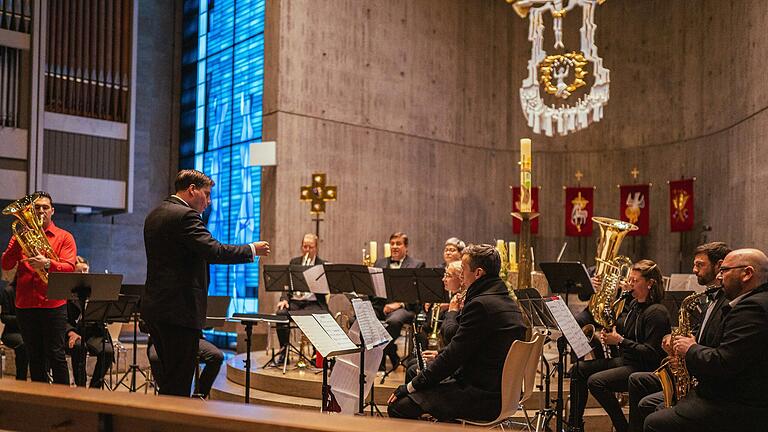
[654, 285, 720, 407]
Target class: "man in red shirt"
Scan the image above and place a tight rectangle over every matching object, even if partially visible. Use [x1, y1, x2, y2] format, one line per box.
[1, 192, 77, 384]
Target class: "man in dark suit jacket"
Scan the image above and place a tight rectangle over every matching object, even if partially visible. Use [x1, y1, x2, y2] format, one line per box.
[142, 169, 270, 397]
[645, 248, 768, 432]
[387, 244, 527, 422]
[373, 232, 426, 369]
[275, 233, 328, 359]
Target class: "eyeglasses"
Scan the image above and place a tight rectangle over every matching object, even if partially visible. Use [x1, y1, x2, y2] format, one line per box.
[718, 265, 749, 274]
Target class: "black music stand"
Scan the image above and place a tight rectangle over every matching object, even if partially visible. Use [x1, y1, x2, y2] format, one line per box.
[229, 313, 289, 404]
[515, 288, 557, 329]
[324, 264, 376, 297]
[47, 273, 124, 387]
[113, 284, 148, 392]
[539, 262, 594, 306]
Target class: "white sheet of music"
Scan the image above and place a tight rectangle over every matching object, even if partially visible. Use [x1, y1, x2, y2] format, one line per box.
[329, 345, 384, 415]
[351, 298, 392, 349]
[367, 267, 387, 298]
[303, 264, 329, 294]
[545, 296, 593, 359]
[291, 314, 355, 357]
[314, 313, 359, 353]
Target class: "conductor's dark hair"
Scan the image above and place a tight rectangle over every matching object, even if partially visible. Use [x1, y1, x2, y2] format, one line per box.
[462, 244, 501, 277]
[174, 169, 214, 192]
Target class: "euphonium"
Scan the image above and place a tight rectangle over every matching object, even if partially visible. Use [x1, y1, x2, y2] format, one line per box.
[655, 285, 720, 407]
[2, 193, 59, 283]
[589, 217, 637, 329]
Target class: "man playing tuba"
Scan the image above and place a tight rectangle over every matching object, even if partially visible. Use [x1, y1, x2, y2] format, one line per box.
[1, 191, 77, 385]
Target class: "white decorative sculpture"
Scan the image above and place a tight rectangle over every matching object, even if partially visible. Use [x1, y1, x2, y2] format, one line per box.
[508, 0, 610, 136]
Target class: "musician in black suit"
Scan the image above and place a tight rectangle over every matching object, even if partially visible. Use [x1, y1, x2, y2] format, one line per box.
[141, 169, 270, 397]
[645, 248, 768, 432]
[387, 244, 527, 421]
[275, 233, 328, 362]
[627, 242, 730, 432]
[373, 232, 426, 369]
[0, 280, 27, 381]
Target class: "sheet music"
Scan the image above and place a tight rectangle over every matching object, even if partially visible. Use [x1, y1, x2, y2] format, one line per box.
[544, 296, 592, 359]
[367, 267, 387, 298]
[329, 323, 385, 416]
[351, 299, 391, 349]
[291, 315, 340, 357]
[303, 265, 329, 294]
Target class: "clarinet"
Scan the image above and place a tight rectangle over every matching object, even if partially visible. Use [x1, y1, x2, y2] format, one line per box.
[414, 325, 425, 373]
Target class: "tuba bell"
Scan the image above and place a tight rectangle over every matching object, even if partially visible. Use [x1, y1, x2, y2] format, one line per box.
[589, 217, 637, 329]
[2, 193, 59, 283]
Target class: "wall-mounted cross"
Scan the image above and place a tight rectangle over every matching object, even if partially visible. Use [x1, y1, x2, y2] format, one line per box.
[575, 170, 584, 182]
[630, 167, 640, 180]
[300, 173, 337, 238]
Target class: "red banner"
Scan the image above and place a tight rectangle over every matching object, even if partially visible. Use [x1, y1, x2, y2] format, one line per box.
[512, 186, 539, 234]
[669, 179, 694, 232]
[619, 184, 650, 236]
[565, 187, 594, 237]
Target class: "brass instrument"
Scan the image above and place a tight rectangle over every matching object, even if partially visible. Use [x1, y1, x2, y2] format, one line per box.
[362, 248, 373, 267]
[426, 304, 442, 350]
[2, 193, 59, 283]
[589, 217, 637, 329]
[655, 285, 720, 407]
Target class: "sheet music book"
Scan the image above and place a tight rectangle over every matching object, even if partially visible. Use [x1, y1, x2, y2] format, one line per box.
[303, 265, 330, 294]
[291, 313, 359, 358]
[544, 296, 593, 359]
[367, 267, 387, 298]
[350, 298, 391, 349]
[329, 321, 385, 415]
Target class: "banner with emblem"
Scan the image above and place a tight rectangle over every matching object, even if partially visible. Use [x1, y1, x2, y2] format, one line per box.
[619, 184, 650, 236]
[512, 186, 540, 234]
[565, 187, 594, 237]
[669, 179, 694, 232]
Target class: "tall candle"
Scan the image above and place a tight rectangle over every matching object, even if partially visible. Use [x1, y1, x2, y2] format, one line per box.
[496, 239, 505, 252]
[384, 243, 391, 258]
[369, 241, 377, 264]
[508, 241, 517, 266]
[520, 138, 532, 213]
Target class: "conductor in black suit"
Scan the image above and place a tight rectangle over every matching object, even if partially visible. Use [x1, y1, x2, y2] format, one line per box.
[373, 232, 426, 369]
[142, 169, 270, 397]
[645, 248, 768, 432]
[387, 243, 527, 421]
[275, 233, 328, 360]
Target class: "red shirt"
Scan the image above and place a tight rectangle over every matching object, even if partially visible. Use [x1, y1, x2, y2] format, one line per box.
[1, 222, 77, 309]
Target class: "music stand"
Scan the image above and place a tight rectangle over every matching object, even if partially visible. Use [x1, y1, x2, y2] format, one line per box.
[113, 284, 148, 392]
[539, 262, 594, 306]
[382, 268, 447, 304]
[47, 273, 124, 387]
[515, 288, 557, 329]
[324, 264, 376, 297]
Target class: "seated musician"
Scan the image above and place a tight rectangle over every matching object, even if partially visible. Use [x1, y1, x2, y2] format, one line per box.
[626, 242, 730, 432]
[0, 278, 28, 380]
[148, 336, 223, 398]
[275, 233, 327, 364]
[440, 237, 465, 267]
[66, 256, 114, 388]
[567, 260, 671, 432]
[373, 232, 426, 370]
[387, 244, 526, 422]
[645, 249, 768, 432]
[405, 260, 465, 382]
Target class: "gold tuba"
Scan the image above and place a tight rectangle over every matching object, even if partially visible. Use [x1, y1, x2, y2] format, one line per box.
[2, 193, 59, 283]
[655, 285, 720, 407]
[589, 217, 637, 329]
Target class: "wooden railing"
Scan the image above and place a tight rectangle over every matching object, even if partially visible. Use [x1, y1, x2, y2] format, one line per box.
[0, 380, 469, 432]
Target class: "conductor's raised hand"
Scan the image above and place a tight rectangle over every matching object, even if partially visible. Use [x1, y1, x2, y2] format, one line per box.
[252, 241, 271, 256]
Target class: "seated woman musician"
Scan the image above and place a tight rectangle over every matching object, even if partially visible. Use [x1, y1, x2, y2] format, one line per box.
[567, 260, 671, 432]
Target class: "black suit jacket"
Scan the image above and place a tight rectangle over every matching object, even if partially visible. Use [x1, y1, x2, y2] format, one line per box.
[279, 256, 328, 309]
[373, 255, 426, 269]
[141, 196, 253, 329]
[371, 255, 426, 315]
[677, 283, 768, 429]
[410, 275, 527, 420]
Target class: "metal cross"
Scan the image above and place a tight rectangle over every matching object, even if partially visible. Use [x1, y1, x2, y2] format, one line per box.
[300, 173, 337, 238]
[630, 167, 640, 180]
[575, 170, 584, 182]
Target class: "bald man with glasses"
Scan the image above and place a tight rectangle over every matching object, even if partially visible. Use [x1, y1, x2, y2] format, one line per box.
[644, 248, 768, 432]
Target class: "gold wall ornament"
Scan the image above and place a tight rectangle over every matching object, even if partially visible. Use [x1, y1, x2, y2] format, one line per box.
[538, 52, 588, 99]
[300, 173, 337, 215]
[506, 0, 610, 136]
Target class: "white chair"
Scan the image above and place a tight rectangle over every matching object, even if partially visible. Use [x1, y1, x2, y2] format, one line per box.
[458, 336, 536, 429]
[519, 332, 546, 431]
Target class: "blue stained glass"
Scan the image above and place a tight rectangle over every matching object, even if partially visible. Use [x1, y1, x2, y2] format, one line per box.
[182, 0, 266, 311]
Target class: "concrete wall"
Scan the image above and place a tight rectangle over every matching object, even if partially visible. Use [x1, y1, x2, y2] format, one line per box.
[259, 0, 768, 313]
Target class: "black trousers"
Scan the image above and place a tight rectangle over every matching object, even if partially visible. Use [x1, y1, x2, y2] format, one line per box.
[16, 306, 69, 384]
[388, 394, 426, 419]
[569, 357, 638, 432]
[276, 299, 326, 348]
[148, 337, 223, 398]
[69, 333, 114, 388]
[627, 371, 663, 432]
[1, 332, 28, 380]
[145, 321, 199, 397]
